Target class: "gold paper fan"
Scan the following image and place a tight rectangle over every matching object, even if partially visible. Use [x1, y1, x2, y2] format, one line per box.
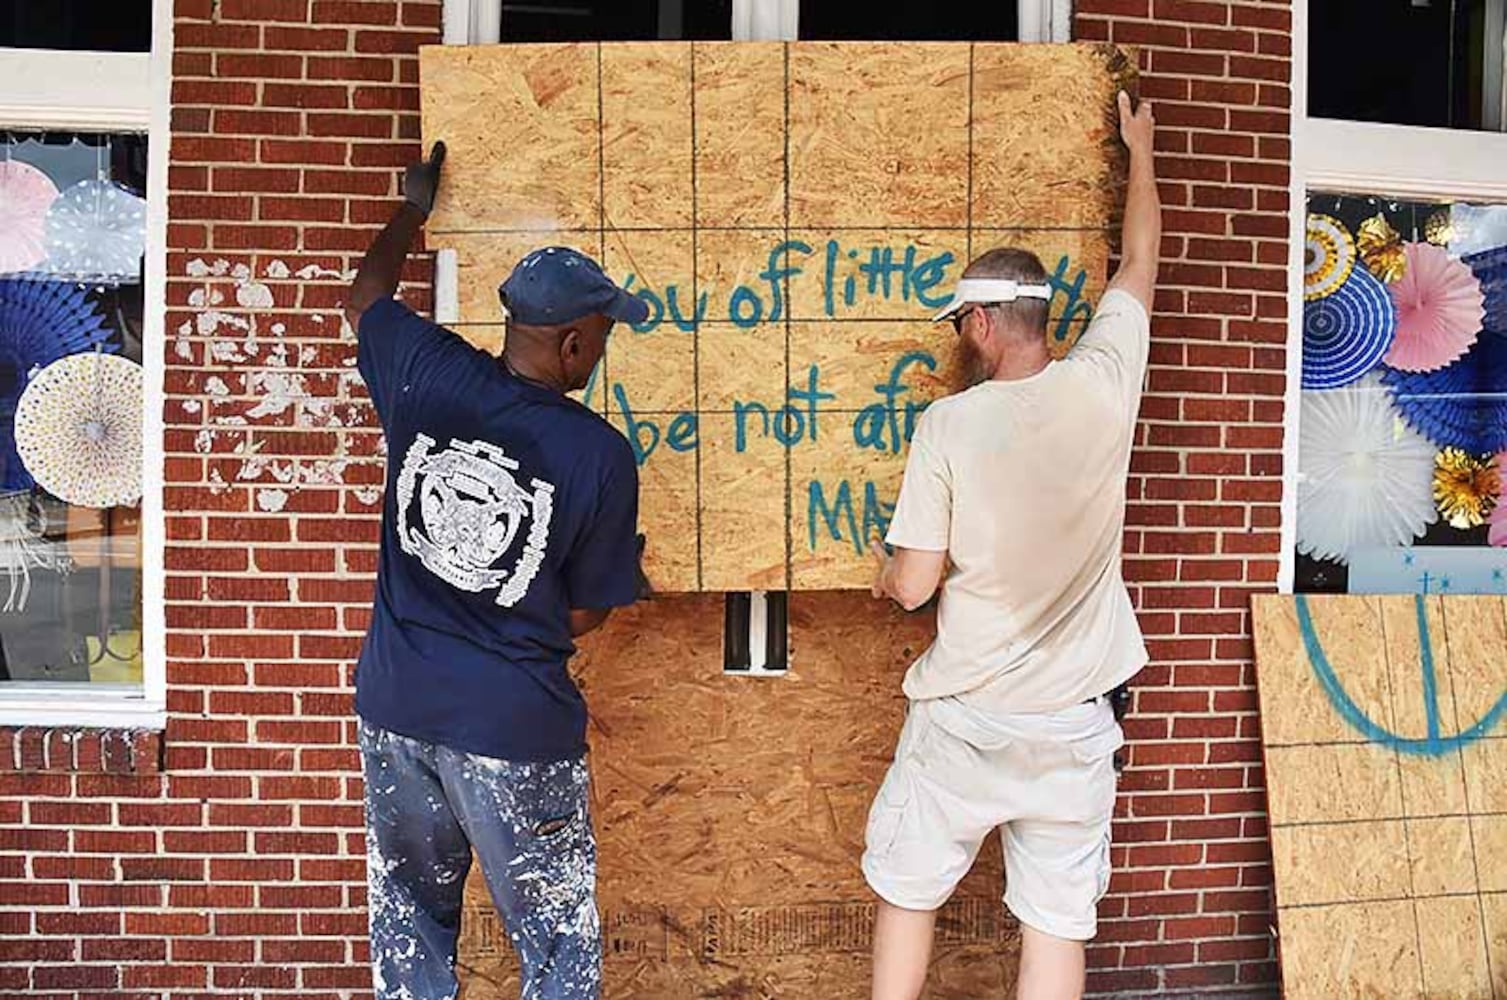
[1356, 214, 1407, 284]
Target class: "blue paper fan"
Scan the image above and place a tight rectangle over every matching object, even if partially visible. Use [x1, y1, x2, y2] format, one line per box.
[1303, 265, 1397, 389]
[1463, 244, 1507, 338]
[1382, 333, 1507, 455]
[0, 278, 115, 490]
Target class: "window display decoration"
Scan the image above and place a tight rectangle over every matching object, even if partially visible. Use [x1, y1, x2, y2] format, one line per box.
[1432, 447, 1500, 530]
[0, 278, 115, 491]
[1302, 265, 1398, 389]
[14, 351, 142, 509]
[1491, 454, 1507, 548]
[1424, 207, 1456, 246]
[1465, 244, 1507, 335]
[1382, 242, 1485, 372]
[1356, 214, 1407, 284]
[0, 161, 60, 275]
[1382, 333, 1507, 455]
[42, 179, 147, 282]
[1298, 372, 1438, 563]
[0, 492, 69, 614]
[1304, 213, 1358, 300]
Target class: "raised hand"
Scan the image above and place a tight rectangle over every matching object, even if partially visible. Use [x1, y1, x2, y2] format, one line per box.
[1117, 90, 1154, 156]
[403, 140, 447, 218]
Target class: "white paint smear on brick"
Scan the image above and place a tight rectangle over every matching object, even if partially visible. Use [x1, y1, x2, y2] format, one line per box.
[255, 488, 289, 513]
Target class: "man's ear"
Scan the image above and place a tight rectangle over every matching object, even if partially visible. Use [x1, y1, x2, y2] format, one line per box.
[559, 328, 581, 363]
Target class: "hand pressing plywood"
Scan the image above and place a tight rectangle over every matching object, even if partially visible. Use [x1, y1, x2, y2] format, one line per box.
[1251, 594, 1507, 1000]
[421, 41, 1133, 592]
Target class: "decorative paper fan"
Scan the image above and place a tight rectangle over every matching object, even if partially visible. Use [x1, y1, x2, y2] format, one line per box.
[1356, 214, 1406, 284]
[1305, 214, 1357, 301]
[0, 278, 114, 490]
[1424, 208, 1456, 246]
[1298, 371, 1437, 563]
[43, 180, 147, 281]
[1302, 265, 1397, 389]
[1382, 242, 1485, 372]
[1464, 244, 1507, 338]
[1433, 447, 1499, 530]
[1382, 333, 1507, 455]
[0, 161, 60, 275]
[1491, 452, 1507, 548]
[15, 351, 142, 508]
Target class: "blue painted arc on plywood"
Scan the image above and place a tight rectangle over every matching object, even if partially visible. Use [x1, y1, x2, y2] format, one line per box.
[1294, 593, 1507, 757]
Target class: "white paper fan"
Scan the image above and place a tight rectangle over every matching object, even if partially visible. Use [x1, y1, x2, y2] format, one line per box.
[1298, 371, 1438, 564]
[43, 179, 146, 280]
[15, 352, 143, 508]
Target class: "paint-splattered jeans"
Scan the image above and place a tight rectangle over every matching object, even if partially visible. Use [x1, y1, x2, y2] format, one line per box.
[359, 720, 601, 1000]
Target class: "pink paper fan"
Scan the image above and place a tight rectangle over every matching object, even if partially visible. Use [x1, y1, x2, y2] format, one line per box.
[0, 162, 60, 274]
[1492, 452, 1507, 548]
[1384, 242, 1486, 372]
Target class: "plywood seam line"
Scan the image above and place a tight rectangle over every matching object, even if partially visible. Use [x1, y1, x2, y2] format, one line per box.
[1380, 602, 1430, 998]
[1440, 603, 1502, 1000]
[690, 44, 704, 590]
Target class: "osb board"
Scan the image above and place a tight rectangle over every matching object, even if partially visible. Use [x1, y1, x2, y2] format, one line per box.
[456, 594, 1019, 999]
[421, 41, 1133, 592]
[1251, 595, 1507, 1000]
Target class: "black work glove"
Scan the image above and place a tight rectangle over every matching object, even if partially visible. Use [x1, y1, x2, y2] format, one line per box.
[634, 533, 653, 601]
[403, 140, 446, 217]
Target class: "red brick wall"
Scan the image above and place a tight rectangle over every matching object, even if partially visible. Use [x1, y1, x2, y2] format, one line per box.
[1077, 1, 1291, 995]
[0, 2, 1291, 997]
[0, 0, 441, 995]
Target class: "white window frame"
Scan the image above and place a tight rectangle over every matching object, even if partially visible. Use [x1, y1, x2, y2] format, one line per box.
[1279, 0, 1507, 593]
[0, 2, 171, 728]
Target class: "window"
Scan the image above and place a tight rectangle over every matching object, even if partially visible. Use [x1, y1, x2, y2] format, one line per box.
[0, 5, 167, 725]
[1284, 0, 1507, 595]
[0, 0, 153, 52]
[800, 3, 1018, 41]
[1309, 0, 1506, 132]
[491, 0, 734, 41]
[1294, 190, 1507, 595]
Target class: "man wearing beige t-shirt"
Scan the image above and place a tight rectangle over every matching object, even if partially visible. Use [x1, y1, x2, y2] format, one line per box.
[864, 92, 1160, 1000]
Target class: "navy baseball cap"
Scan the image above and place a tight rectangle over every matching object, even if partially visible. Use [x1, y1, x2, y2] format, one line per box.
[498, 246, 650, 327]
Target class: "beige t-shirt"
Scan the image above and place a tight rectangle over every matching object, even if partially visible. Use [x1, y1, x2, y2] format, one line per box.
[885, 288, 1150, 714]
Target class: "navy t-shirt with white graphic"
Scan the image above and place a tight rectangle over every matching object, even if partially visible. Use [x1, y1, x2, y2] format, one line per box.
[353, 297, 639, 761]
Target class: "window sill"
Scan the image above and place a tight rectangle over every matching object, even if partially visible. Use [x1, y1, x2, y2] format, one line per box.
[0, 685, 164, 742]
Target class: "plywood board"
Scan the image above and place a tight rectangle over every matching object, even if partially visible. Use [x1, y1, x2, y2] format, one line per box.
[1251, 594, 1507, 1000]
[454, 593, 1020, 998]
[422, 41, 1132, 591]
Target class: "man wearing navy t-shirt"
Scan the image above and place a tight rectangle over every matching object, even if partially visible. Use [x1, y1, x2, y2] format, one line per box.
[343, 142, 648, 1000]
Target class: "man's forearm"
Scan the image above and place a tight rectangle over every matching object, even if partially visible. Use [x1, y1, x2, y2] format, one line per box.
[347, 202, 427, 320]
[1121, 142, 1161, 272]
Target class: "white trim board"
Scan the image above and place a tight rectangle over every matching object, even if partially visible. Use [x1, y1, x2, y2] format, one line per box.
[0, 49, 152, 131]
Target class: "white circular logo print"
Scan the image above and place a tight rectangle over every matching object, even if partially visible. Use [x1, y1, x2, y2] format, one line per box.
[395, 435, 555, 607]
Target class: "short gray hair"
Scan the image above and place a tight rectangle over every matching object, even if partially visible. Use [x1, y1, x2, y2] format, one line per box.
[963, 247, 1049, 333]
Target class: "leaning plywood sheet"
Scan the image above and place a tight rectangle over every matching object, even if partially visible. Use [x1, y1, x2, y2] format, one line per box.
[1251, 594, 1507, 1000]
[420, 42, 1131, 591]
[455, 593, 1019, 999]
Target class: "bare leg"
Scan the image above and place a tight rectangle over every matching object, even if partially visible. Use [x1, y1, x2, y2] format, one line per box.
[870, 899, 937, 1000]
[1016, 924, 1085, 1000]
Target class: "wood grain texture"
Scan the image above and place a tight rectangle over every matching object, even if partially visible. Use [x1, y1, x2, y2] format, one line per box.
[422, 41, 1131, 592]
[1251, 594, 1507, 1000]
[454, 593, 1020, 998]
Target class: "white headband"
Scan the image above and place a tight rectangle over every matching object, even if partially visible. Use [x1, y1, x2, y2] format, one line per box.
[931, 278, 1053, 322]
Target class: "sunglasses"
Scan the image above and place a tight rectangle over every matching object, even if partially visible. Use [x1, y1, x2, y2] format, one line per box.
[949, 304, 996, 335]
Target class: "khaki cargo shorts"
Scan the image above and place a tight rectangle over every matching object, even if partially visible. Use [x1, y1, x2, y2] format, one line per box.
[862, 695, 1123, 941]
